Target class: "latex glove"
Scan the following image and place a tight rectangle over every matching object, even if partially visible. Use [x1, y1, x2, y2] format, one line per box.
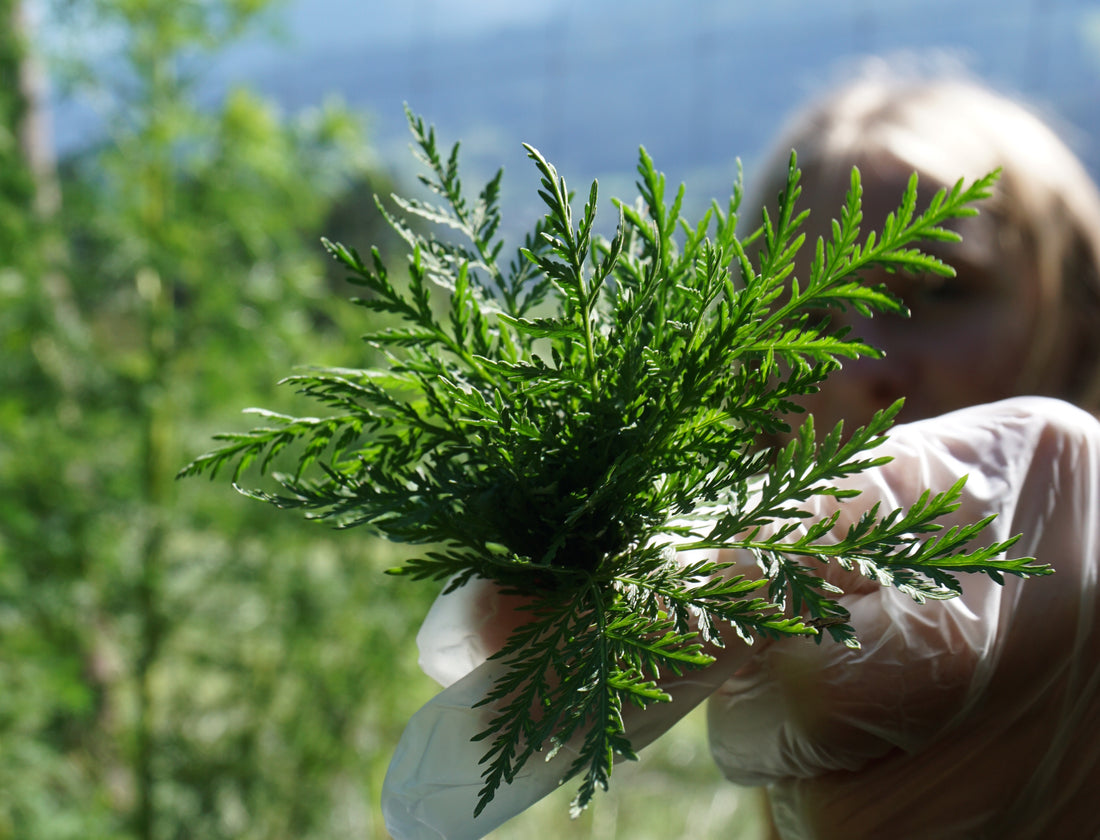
[708, 396, 1100, 839]
[382, 558, 760, 840]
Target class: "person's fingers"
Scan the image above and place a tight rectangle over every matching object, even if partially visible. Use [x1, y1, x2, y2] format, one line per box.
[416, 547, 764, 687]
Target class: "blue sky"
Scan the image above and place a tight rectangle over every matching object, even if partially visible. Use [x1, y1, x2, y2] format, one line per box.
[45, 0, 1100, 233]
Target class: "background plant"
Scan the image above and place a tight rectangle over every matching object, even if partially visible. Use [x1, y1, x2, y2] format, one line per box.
[0, 2, 430, 838]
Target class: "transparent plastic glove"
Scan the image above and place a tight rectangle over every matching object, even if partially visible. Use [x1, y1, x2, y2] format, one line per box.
[383, 556, 761, 840]
[708, 396, 1100, 839]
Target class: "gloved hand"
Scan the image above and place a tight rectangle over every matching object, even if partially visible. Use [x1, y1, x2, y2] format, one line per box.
[381, 557, 760, 840]
[383, 396, 1100, 840]
[708, 396, 1100, 839]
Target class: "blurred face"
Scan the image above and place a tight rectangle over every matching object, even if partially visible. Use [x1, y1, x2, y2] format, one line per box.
[792, 167, 1043, 430]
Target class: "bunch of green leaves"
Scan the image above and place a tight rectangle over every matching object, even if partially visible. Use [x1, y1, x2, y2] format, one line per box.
[181, 109, 1049, 818]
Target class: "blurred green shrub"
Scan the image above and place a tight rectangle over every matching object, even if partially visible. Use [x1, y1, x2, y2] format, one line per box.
[0, 1, 435, 838]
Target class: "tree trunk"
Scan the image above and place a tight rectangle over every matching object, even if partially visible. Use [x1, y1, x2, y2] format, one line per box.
[7, 0, 59, 218]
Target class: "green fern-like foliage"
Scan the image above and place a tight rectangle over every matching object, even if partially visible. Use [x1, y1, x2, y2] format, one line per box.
[181, 108, 1048, 817]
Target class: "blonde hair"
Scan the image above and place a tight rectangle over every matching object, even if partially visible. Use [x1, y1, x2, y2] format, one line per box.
[750, 75, 1100, 409]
